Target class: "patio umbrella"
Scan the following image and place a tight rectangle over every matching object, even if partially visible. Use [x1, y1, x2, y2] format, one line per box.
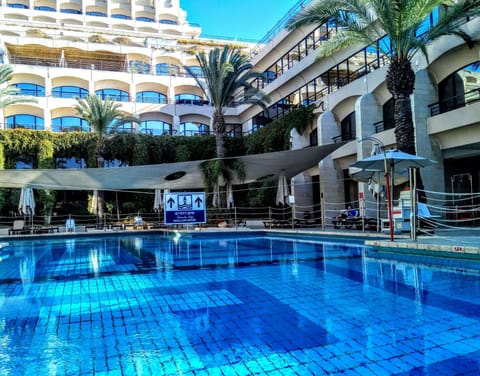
[350, 149, 437, 171]
[153, 188, 162, 212]
[18, 187, 35, 216]
[350, 150, 437, 241]
[226, 183, 234, 209]
[275, 173, 290, 206]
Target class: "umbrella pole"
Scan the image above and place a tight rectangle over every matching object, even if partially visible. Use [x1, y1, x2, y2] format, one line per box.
[385, 170, 394, 241]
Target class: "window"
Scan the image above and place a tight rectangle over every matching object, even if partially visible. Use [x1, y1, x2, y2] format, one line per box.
[52, 86, 88, 99]
[185, 66, 203, 78]
[95, 89, 129, 102]
[179, 122, 209, 136]
[174, 93, 203, 105]
[160, 19, 177, 25]
[34, 6, 55, 11]
[6, 115, 44, 130]
[136, 91, 167, 104]
[156, 63, 179, 76]
[8, 3, 28, 8]
[136, 17, 154, 23]
[340, 112, 356, 141]
[309, 129, 318, 146]
[52, 117, 89, 132]
[86, 11, 107, 17]
[129, 61, 150, 74]
[60, 8, 81, 14]
[112, 14, 131, 19]
[13, 83, 45, 97]
[226, 124, 242, 138]
[139, 120, 172, 135]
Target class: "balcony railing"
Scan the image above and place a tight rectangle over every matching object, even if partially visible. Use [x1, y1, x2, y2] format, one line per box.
[428, 88, 480, 116]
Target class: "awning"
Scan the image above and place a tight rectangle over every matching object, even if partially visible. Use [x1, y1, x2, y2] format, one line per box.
[0, 144, 342, 191]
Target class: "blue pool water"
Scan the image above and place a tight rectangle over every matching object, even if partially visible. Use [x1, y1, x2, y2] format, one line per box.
[0, 232, 479, 375]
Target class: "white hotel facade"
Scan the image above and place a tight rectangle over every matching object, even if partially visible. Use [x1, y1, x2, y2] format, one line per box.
[1, 0, 480, 215]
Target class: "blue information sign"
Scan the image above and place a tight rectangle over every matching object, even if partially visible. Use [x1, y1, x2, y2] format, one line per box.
[164, 192, 206, 225]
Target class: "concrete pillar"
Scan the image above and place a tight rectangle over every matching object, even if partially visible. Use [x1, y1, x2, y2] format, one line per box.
[355, 93, 383, 218]
[412, 69, 444, 194]
[317, 111, 344, 217]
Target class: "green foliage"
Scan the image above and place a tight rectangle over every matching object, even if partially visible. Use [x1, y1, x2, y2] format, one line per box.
[244, 105, 315, 154]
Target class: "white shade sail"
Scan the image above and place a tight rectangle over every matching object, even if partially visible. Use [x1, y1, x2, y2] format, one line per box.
[0, 144, 341, 191]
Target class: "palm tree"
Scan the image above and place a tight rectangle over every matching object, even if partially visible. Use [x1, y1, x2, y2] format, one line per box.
[74, 94, 139, 221]
[0, 64, 37, 109]
[289, 0, 480, 154]
[185, 45, 270, 207]
[185, 45, 270, 158]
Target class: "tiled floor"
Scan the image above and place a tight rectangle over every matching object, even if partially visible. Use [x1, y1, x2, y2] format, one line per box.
[0, 234, 479, 375]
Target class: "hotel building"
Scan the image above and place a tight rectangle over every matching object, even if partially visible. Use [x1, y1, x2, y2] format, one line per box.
[1, 0, 480, 217]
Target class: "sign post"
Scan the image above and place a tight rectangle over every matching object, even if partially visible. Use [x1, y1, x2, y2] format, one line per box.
[164, 192, 206, 225]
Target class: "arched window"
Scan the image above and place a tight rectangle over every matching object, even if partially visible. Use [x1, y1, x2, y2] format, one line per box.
[179, 122, 209, 136]
[136, 91, 167, 104]
[60, 8, 81, 14]
[112, 14, 131, 19]
[86, 11, 107, 17]
[52, 116, 89, 132]
[34, 6, 55, 11]
[8, 3, 28, 8]
[129, 60, 150, 74]
[139, 120, 172, 135]
[6, 115, 44, 130]
[159, 19, 177, 25]
[185, 66, 203, 78]
[136, 16, 154, 23]
[174, 93, 205, 105]
[13, 83, 45, 96]
[95, 89, 129, 102]
[155, 63, 179, 76]
[52, 86, 88, 99]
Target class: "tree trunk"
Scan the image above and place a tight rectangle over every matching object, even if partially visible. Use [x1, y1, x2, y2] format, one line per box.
[386, 57, 416, 154]
[213, 110, 225, 158]
[96, 155, 105, 226]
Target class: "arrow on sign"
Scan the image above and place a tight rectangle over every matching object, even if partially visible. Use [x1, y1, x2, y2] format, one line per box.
[195, 196, 203, 208]
[167, 197, 175, 208]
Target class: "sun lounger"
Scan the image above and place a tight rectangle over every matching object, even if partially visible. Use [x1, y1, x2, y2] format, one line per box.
[8, 220, 27, 235]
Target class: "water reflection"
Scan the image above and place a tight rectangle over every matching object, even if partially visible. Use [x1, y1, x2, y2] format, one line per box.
[19, 251, 35, 294]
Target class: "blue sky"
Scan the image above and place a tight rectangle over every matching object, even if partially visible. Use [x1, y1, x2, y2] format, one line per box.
[181, 0, 299, 42]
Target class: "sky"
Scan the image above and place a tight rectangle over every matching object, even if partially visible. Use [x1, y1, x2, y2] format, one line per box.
[181, 0, 300, 42]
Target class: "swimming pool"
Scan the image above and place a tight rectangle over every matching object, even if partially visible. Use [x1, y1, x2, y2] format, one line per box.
[0, 232, 479, 375]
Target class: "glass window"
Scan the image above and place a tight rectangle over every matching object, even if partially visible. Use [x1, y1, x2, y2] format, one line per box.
[156, 63, 179, 76]
[6, 115, 44, 130]
[340, 112, 356, 141]
[52, 86, 88, 99]
[174, 94, 204, 105]
[95, 89, 129, 102]
[34, 6, 55, 11]
[159, 19, 177, 25]
[86, 11, 107, 17]
[186, 66, 203, 78]
[129, 60, 150, 74]
[136, 91, 167, 104]
[179, 122, 209, 136]
[136, 17, 154, 23]
[112, 13, 131, 19]
[56, 157, 86, 169]
[8, 3, 28, 8]
[52, 116, 89, 132]
[60, 8, 81, 14]
[139, 120, 172, 135]
[13, 83, 45, 97]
